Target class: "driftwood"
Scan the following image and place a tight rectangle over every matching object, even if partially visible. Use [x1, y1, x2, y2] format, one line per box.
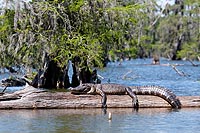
[0, 86, 7, 94]
[188, 59, 198, 67]
[170, 65, 187, 76]
[0, 86, 200, 109]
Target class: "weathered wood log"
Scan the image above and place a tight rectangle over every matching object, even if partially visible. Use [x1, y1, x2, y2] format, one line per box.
[0, 86, 199, 109]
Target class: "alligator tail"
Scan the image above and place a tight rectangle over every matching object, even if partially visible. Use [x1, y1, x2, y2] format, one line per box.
[130, 85, 181, 109]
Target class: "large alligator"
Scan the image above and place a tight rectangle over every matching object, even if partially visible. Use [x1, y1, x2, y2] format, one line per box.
[69, 83, 181, 109]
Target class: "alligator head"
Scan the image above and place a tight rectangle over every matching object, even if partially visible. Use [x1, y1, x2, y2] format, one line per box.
[69, 84, 95, 94]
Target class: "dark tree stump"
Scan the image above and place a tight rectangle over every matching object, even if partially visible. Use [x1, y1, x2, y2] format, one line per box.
[152, 55, 160, 65]
[29, 56, 101, 89]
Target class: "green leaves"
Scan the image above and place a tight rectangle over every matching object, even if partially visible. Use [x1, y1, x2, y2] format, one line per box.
[177, 42, 200, 60]
[69, 0, 85, 12]
[0, 0, 148, 70]
[66, 34, 103, 68]
[1, 0, 199, 72]
[156, 0, 200, 59]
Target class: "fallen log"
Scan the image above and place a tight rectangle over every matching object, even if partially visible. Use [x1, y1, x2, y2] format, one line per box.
[0, 86, 199, 109]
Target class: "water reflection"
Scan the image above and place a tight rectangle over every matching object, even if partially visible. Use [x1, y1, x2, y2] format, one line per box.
[0, 108, 199, 133]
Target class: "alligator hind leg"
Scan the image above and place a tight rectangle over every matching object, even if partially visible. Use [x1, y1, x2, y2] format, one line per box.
[126, 87, 139, 109]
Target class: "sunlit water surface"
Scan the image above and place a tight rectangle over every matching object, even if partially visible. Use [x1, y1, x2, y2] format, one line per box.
[0, 108, 200, 133]
[0, 58, 200, 133]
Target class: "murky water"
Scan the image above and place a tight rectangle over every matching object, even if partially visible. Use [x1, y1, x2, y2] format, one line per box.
[0, 58, 200, 133]
[0, 108, 200, 133]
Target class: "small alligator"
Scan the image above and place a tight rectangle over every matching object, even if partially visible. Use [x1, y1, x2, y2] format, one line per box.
[69, 83, 181, 109]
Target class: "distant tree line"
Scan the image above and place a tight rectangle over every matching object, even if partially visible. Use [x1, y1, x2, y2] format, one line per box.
[0, 0, 199, 88]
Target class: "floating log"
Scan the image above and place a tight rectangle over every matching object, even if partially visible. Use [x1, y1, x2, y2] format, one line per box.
[0, 86, 199, 109]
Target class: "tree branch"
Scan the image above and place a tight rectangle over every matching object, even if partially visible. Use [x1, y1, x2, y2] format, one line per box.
[170, 64, 187, 76]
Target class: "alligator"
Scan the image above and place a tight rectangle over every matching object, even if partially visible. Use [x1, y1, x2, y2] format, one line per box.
[69, 83, 139, 108]
[69, 83, 181, 109]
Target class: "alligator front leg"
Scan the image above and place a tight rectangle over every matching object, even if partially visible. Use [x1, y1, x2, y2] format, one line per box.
[96, 84, 107, 108]
[126, 87, 139, 109]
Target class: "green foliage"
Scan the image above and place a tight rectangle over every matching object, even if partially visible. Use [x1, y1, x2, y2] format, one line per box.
[155, 0, 200, 59]
[177, 42, 200, 60]
[0, 9, 15, 67]
[69, 0, 84, 12]
[0, 0, 200, 72]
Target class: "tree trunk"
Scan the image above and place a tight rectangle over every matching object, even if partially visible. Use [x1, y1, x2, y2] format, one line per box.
[171, 0, 184, 60]
[31, 59, 70, 89]
[42, 60, 60, 88]
[71, 57, 100, 87]
[71, 59, 80, 87]
[30, 56, 100, 89]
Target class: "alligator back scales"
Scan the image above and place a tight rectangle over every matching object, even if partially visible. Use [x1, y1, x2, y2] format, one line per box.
[99, 84, 181, 109]
[129, 85, 181, 109]
[70, 83, 181, 109]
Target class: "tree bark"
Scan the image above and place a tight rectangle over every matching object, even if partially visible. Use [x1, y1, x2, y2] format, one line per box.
[171, 0, 184, 60]
[30, 56, 100, 89]
[31, 59, 71, 89]
[41, 60, 61, 88]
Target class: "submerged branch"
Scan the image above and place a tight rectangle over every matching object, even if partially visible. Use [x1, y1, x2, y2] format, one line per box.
[0, 86, 7, 96]
[188, 59, 198, 67]
[122, 70, 133, 80]
[170, 65, 187, 76]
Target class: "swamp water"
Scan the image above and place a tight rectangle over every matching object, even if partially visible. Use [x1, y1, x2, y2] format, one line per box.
[0, 108, 200, 133]
[0, 58, 200, 133]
